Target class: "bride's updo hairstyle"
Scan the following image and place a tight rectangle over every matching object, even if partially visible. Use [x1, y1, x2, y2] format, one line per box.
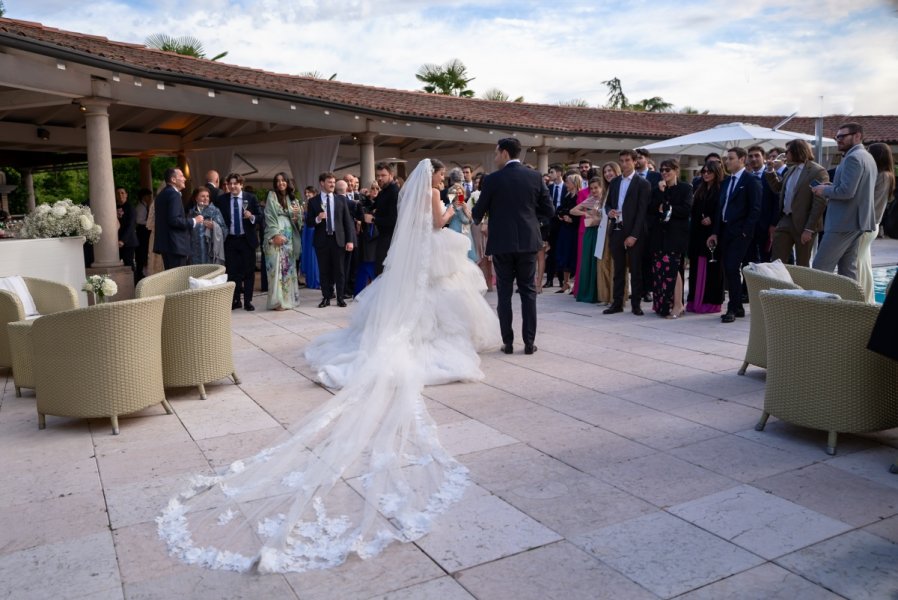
[430, 158, 445, 171]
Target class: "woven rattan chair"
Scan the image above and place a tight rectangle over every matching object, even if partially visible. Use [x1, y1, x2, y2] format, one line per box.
[1, 277, 79, 370]
[739, 265, 866, 376]
[134, 264, 225, 297]
[756, 291, 898, 455]
[32, 296, 172, 435]
[136, 277, 239, 400]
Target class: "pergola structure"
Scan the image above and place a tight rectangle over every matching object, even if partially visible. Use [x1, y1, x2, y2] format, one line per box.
[1, 17, 896, 280]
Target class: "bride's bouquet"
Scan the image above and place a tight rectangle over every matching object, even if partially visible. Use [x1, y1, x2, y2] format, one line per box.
[20, 199, 102, 244]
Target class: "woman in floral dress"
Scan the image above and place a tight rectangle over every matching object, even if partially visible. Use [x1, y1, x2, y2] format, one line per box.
[264, 172, 302, 310]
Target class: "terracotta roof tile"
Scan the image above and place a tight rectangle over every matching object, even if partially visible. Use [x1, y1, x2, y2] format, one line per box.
[2, 17, 897, 143]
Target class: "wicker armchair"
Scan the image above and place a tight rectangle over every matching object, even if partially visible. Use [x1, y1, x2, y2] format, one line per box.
[32, 296, 173, 435]
[135, 277, 239, 400]
[1, 277, 79, 370]
[756, 291, 898, 455]
[739, 265, 866, 376]
[134, 264, 225, 298]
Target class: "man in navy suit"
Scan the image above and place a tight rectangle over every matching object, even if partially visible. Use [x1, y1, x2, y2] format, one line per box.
[604, 150, 652, 315]
[544, 164, 566, 288]
[472, 138, 554, 355]
[707, 147, 762, 322]
[305, 171, 355, 308]
[153, 168, 203, 270]
[215, 172, 262, 311]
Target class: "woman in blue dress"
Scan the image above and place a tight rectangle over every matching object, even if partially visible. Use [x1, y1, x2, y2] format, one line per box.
[299, 185, 320, 289]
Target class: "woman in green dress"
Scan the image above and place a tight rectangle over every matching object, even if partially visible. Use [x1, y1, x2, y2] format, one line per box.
[571, 177, 604, 303]
[264, 172, 302, 310]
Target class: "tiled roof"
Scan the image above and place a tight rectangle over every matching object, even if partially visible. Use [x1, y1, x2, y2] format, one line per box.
[2, 17, 897, 143]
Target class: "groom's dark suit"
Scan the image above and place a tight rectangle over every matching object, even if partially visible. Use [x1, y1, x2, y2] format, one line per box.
[472, 161, 554, 348]
[713, 170, 761, 315]
[605, 173, 651, 310]
[305, 191, 355, 302]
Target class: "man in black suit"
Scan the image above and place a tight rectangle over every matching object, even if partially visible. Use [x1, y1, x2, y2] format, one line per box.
[215, 172, 262, 311]
[472, 137, 554, 355]
[371, 162, 399, 276]
[204, 170, 221, 200]
[745, 145, 781, 264]
[636, 148, 663, 303]
[305, 171, 355, 307]
[707, 147, 762, 322]
[544, 164, 565, 288]
[153, 168, 203, 269]
[604, 150, 652, 316]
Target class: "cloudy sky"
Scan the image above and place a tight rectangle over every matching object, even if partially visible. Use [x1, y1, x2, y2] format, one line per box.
[8, 0, 898, 115]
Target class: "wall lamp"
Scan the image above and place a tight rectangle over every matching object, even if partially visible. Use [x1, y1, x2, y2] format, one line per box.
[37, 128, 50, 141]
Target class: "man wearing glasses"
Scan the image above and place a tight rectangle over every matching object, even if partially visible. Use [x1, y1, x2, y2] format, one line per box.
[811, 123, 877, 280]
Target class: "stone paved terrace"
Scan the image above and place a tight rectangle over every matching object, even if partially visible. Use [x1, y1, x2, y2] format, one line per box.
[1, 239, 897, 600]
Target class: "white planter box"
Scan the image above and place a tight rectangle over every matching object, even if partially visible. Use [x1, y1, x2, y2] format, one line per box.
[0, 236, 89, 306]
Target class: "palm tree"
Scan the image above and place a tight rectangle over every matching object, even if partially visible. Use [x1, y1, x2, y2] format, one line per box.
[481, 88, 524, 102]
[145, 34, 228, 61]
[415, 59, 475, 97]
[557, 98, 590, 108]
[631, 96, 674, 112]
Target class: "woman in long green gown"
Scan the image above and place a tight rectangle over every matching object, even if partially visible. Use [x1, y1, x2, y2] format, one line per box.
[264, 173, 302, 310]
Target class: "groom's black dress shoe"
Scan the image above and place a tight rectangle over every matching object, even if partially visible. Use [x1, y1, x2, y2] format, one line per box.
[631, 305, 644, 316]
[244, 302, 255, 312]
[501, 344, 513, 354]
[524, 344, 537, 355]
[721, 312, 736, 323]
[336, 299, 347, 307]
[231, 300, 242, 310]
[735, 307, 745, 318]
[603, 304, 623, 315]
[318, 298, 330, 308]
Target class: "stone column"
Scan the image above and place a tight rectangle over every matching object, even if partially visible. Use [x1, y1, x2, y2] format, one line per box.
[359, 132, 376, 188]
[22, 169, 36, 212]
[536, 146, 550, 175]
[82, 98, 120, 269]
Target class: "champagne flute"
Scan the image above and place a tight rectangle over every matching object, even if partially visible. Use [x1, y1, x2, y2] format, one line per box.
[708, 239, 718, 263]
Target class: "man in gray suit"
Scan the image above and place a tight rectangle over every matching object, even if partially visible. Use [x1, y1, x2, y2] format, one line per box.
[812, 122, 876, 280]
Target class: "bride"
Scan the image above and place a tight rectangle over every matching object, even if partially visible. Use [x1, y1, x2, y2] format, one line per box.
[157, 159, 501, 573]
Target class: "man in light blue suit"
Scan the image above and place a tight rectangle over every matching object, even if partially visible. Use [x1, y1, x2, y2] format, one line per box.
[812, 122, 877, 280]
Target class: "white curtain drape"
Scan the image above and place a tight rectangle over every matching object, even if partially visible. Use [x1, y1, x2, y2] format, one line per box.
[286, 137, 341, 190]
[185, 148, 235, 191]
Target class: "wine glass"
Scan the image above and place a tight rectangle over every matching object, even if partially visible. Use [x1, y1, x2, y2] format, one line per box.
[708, 239, 718, 263]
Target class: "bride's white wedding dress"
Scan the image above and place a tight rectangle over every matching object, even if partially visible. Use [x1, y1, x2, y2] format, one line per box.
[157, 159, 501, 573]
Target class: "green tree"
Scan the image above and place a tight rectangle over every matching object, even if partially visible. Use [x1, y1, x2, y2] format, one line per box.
[145, 34, 228, 61]
[557, 98, 590, 107]
[679, 105, 710, 114]
[0, 1, 6, 17]
[602, 77, 630, 110]
[299, 71, 338, 80]
[415, 59, 475, 97]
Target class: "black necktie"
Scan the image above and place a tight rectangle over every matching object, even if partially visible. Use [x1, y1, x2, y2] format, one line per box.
[326, 194, 334, 234]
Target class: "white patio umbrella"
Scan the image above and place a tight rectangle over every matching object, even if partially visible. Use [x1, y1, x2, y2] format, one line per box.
[640, 122, 836, 156]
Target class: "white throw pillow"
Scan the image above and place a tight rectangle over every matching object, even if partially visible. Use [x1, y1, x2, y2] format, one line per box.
[767, 288, 841, 300]
[750, 259, 793, 284]
[0, 276, 39, 317]
[188, 274, 228, 289]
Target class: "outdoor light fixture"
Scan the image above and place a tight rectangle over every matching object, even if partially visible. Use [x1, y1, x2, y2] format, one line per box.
[435, 125, 441, 130]
[323, 110, 330, 115]
[134, 77, 142, 87]
[251, 97, 259, 105]
[354, 115, 360, 119]
[56, 61, 66, 70]
[290, 104, 296, 110]
[156, 82, 165, 90]
[79, 104, 87, 112]
[36, 128, 50, 141]
[112, 72, 121, 82]
[208, 89, 216, 98]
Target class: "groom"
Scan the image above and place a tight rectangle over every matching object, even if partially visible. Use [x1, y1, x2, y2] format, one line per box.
[472, 138, 554, 355]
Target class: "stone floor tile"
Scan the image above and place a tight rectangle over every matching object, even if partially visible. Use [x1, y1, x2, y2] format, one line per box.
[675, 562, 842, 600]
[670, 434, 816, 483]
[0, 531, 120, 599]
[95, 438, 209, 486]
[415, 485, 562, 572]
[668, 484, 852, 559]
[755, 463, 898, 527]
[825, 446, 898, 490]
[611, 382, 717, 411]
[456, 541, 657, 600]
[173, 394, 281, 441]
[776, 530, 898, 600]
[592, 453, 738, 508]
[371, 576, 474, 600]
[0, 490, 109, 553]
[283, 541, 444, 600]
[572, 511, 763, 598]
[669, 400, 764, 433]
[105, 472, 201, 529]
[596, 410, 725, 451]
[737, 418, 877, 458]
[196, 426, 286, 469]
[864, 514, 898, 544]
[437, 418, 518, 456]
[0, 456, 100, 509]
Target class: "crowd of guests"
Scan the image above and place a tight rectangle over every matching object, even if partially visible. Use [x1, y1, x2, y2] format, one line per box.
[124, 121, 894, 317]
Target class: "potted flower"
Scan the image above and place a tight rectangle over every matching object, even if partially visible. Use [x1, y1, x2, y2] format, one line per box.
[20, 199, 102, 243]
[83, 274, 118, 304]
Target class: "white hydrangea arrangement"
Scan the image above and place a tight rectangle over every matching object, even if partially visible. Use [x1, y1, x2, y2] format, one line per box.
[20, 199, 102, 244]
[83, 274, 118, 303]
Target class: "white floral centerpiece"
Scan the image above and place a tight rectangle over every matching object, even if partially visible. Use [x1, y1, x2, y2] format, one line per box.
[20, 199, 102, 244]
[83, 274, 118, 304]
